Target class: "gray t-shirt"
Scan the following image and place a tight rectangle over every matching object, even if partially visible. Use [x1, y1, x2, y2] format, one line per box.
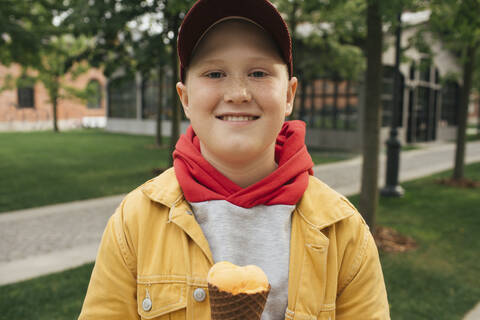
[191, 200, 294, 320]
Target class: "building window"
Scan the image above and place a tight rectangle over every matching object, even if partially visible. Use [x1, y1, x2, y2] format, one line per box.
[142, 77, 159, 120]
[441, 81, 459, 126]
[17, 86, 35, 108]
[419, 58, 431, 82]
[294, 79, 359, 131]
[87, 79, 102, 109]
[409, 63, 416, 80]
[405, 58, 444, 143]
[140, 69, 178, 121]
[107, 76, 137, 118]
[381, 66, 404, 127]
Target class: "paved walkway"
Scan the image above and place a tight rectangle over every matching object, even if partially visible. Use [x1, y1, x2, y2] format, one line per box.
[1, 141, 480, 318]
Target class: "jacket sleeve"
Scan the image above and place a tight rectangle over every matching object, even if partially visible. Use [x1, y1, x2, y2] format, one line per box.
[336, 222, 390, 320]
[78, 200, 139, 320]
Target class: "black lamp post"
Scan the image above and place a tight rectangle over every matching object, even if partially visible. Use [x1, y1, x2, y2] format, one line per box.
[381, 12, 404, 197]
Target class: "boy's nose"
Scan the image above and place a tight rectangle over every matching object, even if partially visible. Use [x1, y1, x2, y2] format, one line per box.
[224, 78, 252, 104]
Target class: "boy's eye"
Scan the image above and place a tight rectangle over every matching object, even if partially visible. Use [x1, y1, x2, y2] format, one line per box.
[206, 72, 224, 79]
[250, 71, 267, 78]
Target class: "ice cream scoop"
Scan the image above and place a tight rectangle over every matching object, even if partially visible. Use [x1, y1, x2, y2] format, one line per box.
[207, 261, 271, 320]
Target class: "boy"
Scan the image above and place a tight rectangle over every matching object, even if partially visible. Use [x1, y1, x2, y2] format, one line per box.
[79, 0, 390, 319]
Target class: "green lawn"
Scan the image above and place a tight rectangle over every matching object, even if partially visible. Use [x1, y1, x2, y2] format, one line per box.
[467, 133, 480, 141]
[350, 162, 480, 320]
[0, 263, 93, 320]
[1, 163, 479, 319]
[401, 144, 422, 151]
[309, 149, 358, 164]
[0, 129, 170, 213]
[467, 123, 480, 141]
[0, 129, 354, 213]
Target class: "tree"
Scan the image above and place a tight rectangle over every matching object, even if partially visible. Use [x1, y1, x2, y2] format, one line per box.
[61, 0, 194, 161]
[0, 0, 58, 66]
[430, 0, 480, 181]
[274, 0, 365, 80]
[31, 35, 92, 132]
[358, 0, 383, 229]
[356, 0, 426, 229]
[2, 34, 93, 132]
[274, 0, 365, 123]
[0, 1, 92, 132]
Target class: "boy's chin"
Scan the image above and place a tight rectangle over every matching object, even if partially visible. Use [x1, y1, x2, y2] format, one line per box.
[213, 144, 273, 165]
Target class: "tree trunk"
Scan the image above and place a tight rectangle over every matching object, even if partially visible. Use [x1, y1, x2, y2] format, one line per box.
[52, 77, 60, 133]
[359, 0, 383, 230]
[52, 97, 59, 132]
[156, 65, 164, 147]
[453, 44, 477, 180]
[168, 14, 181, 166]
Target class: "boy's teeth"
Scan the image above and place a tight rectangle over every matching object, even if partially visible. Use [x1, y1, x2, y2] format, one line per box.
[222, 116, 255, 121]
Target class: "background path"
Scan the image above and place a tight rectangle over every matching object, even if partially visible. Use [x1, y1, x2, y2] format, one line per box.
[314, 141, 480, 196]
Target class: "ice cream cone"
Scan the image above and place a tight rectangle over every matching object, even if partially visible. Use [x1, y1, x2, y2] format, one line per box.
[208, 283, 271, 320]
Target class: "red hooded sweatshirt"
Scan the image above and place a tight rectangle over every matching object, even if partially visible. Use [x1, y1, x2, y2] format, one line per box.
[173, 120, 314, 208]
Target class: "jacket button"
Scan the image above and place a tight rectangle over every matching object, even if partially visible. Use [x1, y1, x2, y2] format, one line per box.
[142, 297, 152, 311]
[193, 288, 206, 302]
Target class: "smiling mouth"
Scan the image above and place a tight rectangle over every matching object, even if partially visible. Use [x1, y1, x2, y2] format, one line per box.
[216, 115, 260, 122]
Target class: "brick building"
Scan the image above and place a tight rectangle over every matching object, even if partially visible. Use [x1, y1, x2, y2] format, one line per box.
[0, 64, 107, 131]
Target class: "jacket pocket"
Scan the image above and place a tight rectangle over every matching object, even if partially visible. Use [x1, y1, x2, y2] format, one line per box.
[285, 308, 335, 320]
[137, 282, 187, 319]
[317, 310, 335, 320]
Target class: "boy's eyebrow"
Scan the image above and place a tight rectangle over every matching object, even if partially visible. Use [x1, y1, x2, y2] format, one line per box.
[197, 56, 283, 66]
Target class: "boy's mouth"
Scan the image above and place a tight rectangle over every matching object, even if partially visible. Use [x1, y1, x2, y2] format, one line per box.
[216, 115, 260, 122]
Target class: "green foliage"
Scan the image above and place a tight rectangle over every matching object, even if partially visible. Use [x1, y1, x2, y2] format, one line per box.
[407, 29, 432, 56]
[430, 0, 480, 57]
[380, 0, 428, 31]
[438, 71, 462, 85]
[0, 0, 61, 66]
[29, 35, 93, 109]
[273, 0, 366, 81]
[272, 0, 429, 82]
[60, 0, 194, 77]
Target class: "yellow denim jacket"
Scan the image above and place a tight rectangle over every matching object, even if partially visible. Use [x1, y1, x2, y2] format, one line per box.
[79, 168, 390, 320]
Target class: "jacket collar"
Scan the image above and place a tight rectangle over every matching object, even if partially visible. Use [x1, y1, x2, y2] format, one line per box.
[142, 168, 355, 230]
[296, 176, 356, 230]
[141, 168, 184, 208]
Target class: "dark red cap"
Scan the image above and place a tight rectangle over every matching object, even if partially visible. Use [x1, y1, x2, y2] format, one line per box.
[177, 0, 292, 83]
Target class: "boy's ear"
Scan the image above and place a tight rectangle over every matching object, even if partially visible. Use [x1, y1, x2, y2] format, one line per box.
[285, 76, 298, 116]
[176, 82, 190, 118]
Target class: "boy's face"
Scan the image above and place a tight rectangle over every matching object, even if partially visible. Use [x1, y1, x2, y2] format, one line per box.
[177, 20, 297, 167]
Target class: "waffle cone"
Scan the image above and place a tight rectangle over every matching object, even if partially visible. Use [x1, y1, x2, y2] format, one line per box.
[208, 283, 271, 320]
